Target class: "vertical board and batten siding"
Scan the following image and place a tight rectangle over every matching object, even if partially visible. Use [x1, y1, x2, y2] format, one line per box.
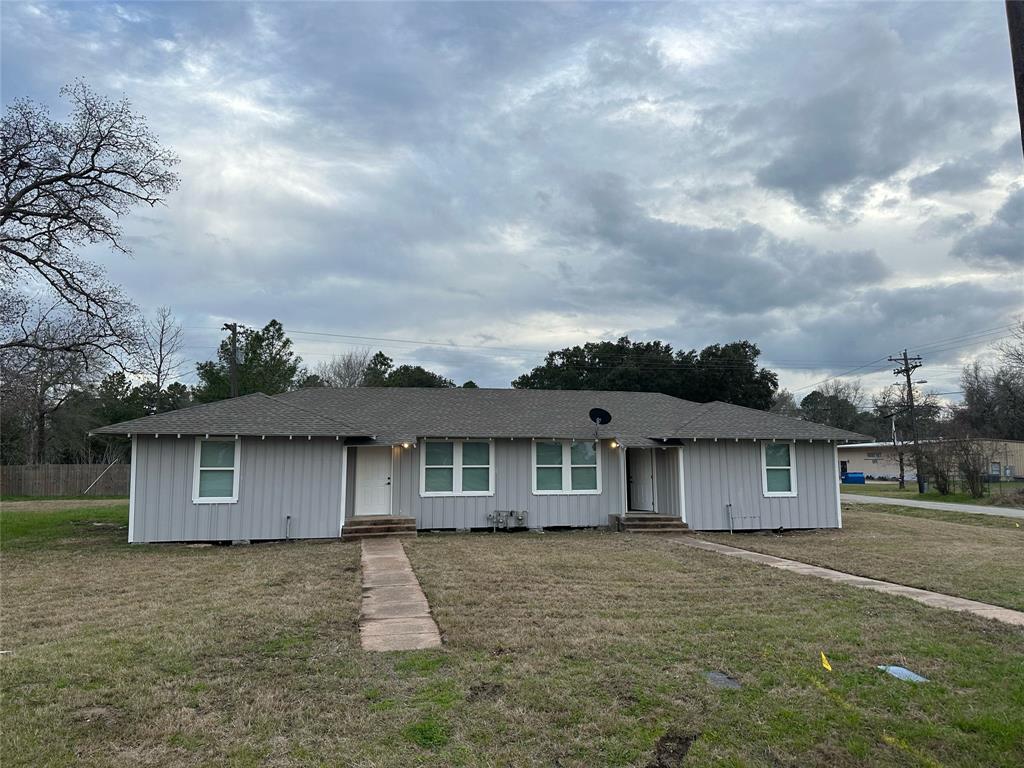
[682, 440, 840, 530]
[653, 448, 683, 519]
[390, 439, 624, 529]
[132, 436, 344, 542]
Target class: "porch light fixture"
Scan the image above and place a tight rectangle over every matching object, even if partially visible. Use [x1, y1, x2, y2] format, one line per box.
[609, 440, 619, 449]
[401, 442, 411, 449]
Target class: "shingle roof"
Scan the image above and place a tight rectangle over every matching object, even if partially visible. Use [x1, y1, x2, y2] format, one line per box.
[90, 393, 355, 437]
[274, 387, 705, 443]
[674, 401, 868, 441]
[92, 387, 870, 442]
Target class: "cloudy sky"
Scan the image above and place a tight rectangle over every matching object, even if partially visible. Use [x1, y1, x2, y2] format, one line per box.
[3, 1, 1022, 398]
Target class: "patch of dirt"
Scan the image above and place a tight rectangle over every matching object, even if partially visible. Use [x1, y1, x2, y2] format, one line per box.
[489, 646, 513, 657]
[467, 682, 505, 701]
[71, 521, 125, 530]
[647, 732, 699, 768]
[73, 706, 120, 726]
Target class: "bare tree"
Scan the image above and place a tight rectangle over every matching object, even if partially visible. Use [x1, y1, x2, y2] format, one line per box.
[820, 378, 865, 410]
[951, 437, 996, 499]
[769, 388, 800, 418]
[1, 81, 179, 363]
[315, 348, 372, 388]
[0, 318, 106, 463]
[995, 319, 1024, 373]
[139, 306, 185, 390]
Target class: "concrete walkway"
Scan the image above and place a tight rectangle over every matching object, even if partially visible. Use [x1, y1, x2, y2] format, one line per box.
[359, 538, 442, 651]
[841, 493, 1024, 519]
[678, 538, 1024, 627]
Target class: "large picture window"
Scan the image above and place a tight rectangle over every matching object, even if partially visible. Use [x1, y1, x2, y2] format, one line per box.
[761, 442, 797, 497]
[420, 440, 494, 497]
[533, 440, 601, 495]
[193, 437, 240, 503]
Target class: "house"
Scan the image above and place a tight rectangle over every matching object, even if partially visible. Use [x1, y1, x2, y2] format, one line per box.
[92, 388, 867, 543]
[838, 439, 1024, 481]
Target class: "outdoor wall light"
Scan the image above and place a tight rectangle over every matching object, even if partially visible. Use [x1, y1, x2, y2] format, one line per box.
[401, 442, 411, 449]
[609, 440, 619, 449]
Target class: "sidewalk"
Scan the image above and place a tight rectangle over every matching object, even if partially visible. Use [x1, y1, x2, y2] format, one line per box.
[841, 493, 1024, 519]
[677, 537, 1024, 627]
[359, 538, 442, 651]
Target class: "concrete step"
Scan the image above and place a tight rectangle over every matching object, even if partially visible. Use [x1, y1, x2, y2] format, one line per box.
[626, 527, 694, 535]
[343, 529, 417, 542]
[345, 522, 417, 534]
[619, 514, 690, 535]
[347, 516, 416, 527]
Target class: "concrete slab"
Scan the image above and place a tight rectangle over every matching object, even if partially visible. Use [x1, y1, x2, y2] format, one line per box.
[359, 539, 444, 651]
[361, 600, 432, 620]
[359, 616, 441, 637]
[362, 570, 420, 588]
[676, 537, 1024, 628]
[841, 493, 1024, 519]
[363, 584, 426, 601]
[362, 633, 442, 652]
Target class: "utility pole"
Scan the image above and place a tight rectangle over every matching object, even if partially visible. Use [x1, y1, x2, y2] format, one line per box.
[888, 350, 925, 494]
[889, 414, 906, 490]
[222, 322, 239, 398]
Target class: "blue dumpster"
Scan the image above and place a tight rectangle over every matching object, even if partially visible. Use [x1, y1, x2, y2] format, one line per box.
[842, 472, 866, 484]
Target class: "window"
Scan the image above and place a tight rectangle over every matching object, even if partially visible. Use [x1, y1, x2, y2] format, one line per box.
[761, 442, 797, 497]
[420, 440, 493, 497]
[532, 440, 601, 495]
[193, 437, 240, 503]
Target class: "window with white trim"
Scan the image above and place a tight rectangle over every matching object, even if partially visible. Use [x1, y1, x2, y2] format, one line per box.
[420, 440, 493, 496]
[193, 437, 240, 503]
[762, 442, 797, 497]
[533, 440, 601, 495]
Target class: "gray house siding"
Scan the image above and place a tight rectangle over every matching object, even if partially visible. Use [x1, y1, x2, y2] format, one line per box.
[682, 440, 840, 530]
[390, 439, 624, 529]
[131, 436, 344, 543]
[129, 435, 839, 542]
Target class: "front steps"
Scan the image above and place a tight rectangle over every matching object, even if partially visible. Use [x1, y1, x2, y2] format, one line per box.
[618, 513, 692, 535]
[343, 515, 417, 541]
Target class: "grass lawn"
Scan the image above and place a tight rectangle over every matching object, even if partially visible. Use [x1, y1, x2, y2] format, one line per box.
[2, 504, 1022, 767]
[841, 482, 1024, 509]
[702, 505, 1024, 612]
[1, 494, 129, 503]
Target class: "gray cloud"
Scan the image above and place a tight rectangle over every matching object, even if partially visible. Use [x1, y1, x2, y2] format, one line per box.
[951, 188, 1024, 268]
[909, 157, 993, 197]
[3, 1, 1021, 392]
[916, 211, 978, 240]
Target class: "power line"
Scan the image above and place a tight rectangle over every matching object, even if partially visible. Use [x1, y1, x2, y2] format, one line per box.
[179, 321, 1013, 381]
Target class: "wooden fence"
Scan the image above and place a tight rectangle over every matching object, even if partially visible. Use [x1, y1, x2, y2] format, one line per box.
[1, 464, 130, 497]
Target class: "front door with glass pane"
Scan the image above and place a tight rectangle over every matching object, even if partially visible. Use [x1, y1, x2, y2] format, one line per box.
[628, 448, 655, 511]
[355, 446, 391, 516]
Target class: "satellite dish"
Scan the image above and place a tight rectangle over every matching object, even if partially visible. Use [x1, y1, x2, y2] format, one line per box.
[589, 407, 612, 426]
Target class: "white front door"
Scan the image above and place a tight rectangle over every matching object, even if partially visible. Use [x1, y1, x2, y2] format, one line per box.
[355, 447, 392, 516]
[629, 448, 655, 512]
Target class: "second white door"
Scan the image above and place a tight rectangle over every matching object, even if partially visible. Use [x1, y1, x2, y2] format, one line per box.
[354, 446, 392, 516]
[629, 448, 655, 512]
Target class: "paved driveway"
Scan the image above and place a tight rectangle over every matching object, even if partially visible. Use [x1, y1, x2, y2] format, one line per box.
[841, 493, 1024, 519]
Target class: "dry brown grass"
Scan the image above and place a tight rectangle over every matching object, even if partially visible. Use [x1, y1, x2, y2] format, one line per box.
[2, 506, 1023, 767]
[701, 505, 1024, 611]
